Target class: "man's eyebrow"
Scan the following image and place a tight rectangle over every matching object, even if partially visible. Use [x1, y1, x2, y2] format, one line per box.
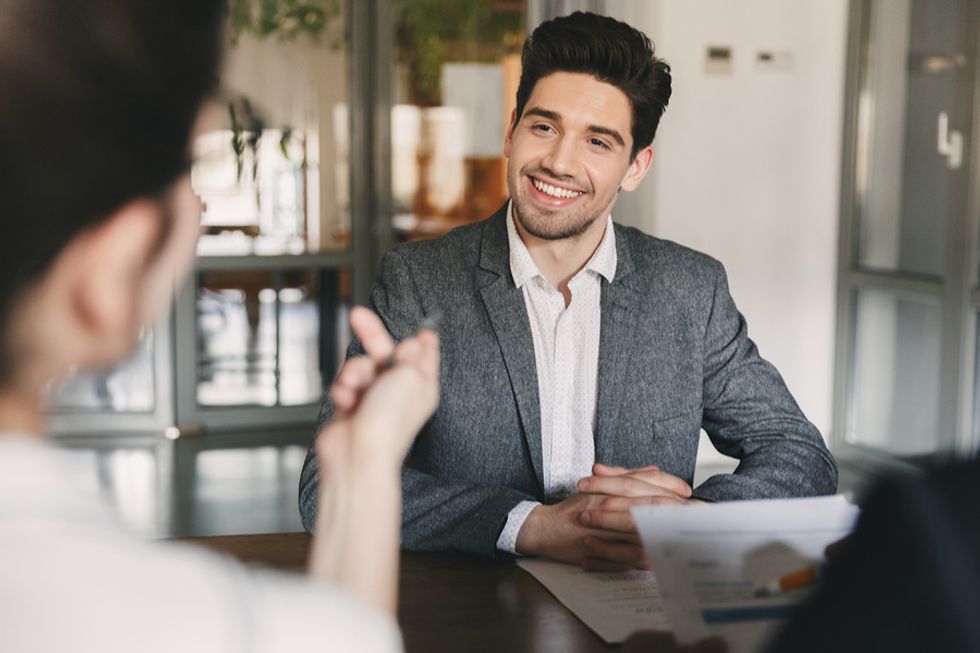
[588, 125, 626, 147]
[523, 107, 626, 148]
[524, 107, 561, 122]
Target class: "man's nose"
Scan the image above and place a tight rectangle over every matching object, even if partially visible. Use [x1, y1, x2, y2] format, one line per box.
[540, 135, 577, 178]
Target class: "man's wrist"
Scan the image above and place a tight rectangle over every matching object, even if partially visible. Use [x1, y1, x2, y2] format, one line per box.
[497, 500, 540, 555]
[515, 503, 549, 556]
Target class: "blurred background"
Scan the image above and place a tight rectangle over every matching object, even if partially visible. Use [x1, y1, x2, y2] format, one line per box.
[42, 0, 980, 538]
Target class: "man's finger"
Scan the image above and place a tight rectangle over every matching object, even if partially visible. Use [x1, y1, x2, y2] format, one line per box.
[349, 306, 395, 363]
[583, 536, 649, 568]
[583, 526, 642, 545]
[580, 509, 636, 533]
[593, 463, 660, 476]
[600, 495, 689, 511]
[620, 469, 693, 498]
[578, 474, 685, 500]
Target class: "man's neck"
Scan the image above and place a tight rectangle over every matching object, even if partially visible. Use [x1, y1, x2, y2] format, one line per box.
[515, 217, 608, 303]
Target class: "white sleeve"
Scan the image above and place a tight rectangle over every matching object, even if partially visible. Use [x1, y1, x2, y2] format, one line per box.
[0, 532, 402, 653]
[494, 500, 541, 555]
[229, 562, 403, 653]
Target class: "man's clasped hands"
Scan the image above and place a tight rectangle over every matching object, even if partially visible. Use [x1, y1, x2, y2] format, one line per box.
[516, 463, 699, 571]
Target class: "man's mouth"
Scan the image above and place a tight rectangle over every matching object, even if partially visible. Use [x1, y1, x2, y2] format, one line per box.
[528, 176, 586, 201]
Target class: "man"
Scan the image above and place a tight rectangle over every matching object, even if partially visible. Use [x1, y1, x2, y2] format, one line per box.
[300, 11, 837, 568]
[0, 1, 439, 651]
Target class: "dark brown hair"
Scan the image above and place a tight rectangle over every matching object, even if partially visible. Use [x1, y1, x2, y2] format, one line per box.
[0, 0, 224, 381]
[515, 11, 672, 159]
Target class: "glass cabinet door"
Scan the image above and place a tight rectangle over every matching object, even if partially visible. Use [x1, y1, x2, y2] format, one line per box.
[836, 0, 979, 468]
[175, 264, 351, 431]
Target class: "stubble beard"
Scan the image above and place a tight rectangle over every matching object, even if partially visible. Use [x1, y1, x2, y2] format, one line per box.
[510, 169, 603, 242]
[513, 201, 601, 241]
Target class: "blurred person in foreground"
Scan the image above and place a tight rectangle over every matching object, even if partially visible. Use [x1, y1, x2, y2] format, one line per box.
[0, 2, 436, 651]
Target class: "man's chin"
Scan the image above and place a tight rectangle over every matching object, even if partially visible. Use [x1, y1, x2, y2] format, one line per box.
[515, 206, 598, 242]
[524, 224, 588, 241]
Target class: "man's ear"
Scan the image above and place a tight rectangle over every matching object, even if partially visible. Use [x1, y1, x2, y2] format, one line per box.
[620, 145, 655, 192]
[65, 200, 163, 365]
[504, 108, 517, 158]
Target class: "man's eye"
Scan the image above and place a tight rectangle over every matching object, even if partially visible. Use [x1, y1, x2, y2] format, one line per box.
[589, 138, 611, 150]
[532, 124, 554, 134]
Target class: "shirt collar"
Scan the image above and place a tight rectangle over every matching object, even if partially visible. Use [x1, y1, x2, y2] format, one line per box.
[506, 200, 618, 288]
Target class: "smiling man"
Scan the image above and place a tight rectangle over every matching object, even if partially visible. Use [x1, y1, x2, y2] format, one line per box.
[300, 11, 837, 568]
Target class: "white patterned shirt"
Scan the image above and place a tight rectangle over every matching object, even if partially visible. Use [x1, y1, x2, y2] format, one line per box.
[495, 203, 617, 554]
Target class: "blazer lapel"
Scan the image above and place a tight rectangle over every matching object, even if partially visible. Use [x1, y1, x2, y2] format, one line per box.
[595, 228, 643, 461]
[478, 208, 545, 494]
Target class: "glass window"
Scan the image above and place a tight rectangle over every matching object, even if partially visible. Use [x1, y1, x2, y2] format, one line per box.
[855, 0, 963, 277]
[846, 289, 942, 459]
[195, 268, 350, 408]
[390, 0, 526, 240]
[193, 3, 350, 254]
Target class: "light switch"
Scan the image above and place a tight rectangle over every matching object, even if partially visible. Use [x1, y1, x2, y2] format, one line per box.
[705, 45, 733, 75]
[756, 50, 794, 72]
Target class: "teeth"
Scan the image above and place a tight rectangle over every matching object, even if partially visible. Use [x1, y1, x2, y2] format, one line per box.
[532, 178, 583, 199]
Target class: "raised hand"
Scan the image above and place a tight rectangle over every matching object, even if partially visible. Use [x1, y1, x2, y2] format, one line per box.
[318, 306, 439, 467]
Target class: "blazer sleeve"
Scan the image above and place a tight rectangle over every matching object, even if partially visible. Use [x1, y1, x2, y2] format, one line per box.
[693, 260, 838, 501]
[298, 249, 535, 558]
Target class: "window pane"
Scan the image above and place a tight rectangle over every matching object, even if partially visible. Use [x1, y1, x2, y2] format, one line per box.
[196, 269, 350, 408]
[855, 0, 963, 277]
[192, 3, 351, 254]
[847, 289, 942, 458]
[391, 1, 526, 240]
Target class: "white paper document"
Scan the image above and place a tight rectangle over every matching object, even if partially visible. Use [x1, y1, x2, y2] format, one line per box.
[517, 558, 671, 643]
[632, 495, 859, 653]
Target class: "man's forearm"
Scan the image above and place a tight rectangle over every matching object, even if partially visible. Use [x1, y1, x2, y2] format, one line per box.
[401, 465, 538, 558]
[695, 436, 838, 501]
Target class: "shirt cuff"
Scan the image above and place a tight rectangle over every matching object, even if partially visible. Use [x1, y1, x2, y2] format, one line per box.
[495, 500, 541, 555]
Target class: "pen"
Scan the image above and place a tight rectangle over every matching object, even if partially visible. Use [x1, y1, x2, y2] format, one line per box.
[381, 311, 442, 369]
[753, 564, 819, 598]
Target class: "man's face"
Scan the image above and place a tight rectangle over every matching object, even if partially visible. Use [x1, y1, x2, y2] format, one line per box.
[505, 71, 651, 241]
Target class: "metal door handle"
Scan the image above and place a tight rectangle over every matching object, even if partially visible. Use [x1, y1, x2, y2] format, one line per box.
[938, 111, 963, 170]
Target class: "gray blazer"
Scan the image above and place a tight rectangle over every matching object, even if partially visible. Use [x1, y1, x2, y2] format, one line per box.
[299, 205, 837, 558]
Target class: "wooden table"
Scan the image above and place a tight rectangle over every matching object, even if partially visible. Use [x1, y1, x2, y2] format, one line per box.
[186, 532, 611, 652]
[186, 533, 701, 653]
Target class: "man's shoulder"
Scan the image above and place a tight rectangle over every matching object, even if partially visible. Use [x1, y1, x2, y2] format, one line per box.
[613, 222, 723, 282]
[385, 217, 491, 269]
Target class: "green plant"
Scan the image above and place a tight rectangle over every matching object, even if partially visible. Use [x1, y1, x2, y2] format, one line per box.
[395, 0, 524, 106]
[228, 96, 305, 190]
[228, 0, 343, 45]
[228, 96, 264, 182]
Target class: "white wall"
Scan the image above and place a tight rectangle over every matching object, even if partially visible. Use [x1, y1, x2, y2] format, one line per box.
[608, 0, 849, 462]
